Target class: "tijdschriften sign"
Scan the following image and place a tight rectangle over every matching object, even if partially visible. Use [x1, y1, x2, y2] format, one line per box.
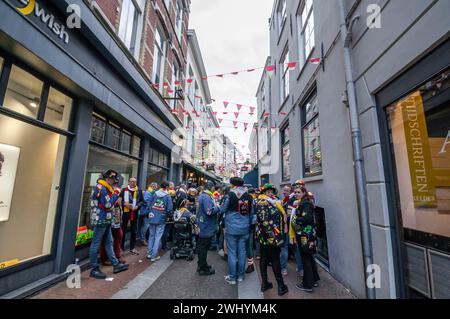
[401, 91, 437, 208]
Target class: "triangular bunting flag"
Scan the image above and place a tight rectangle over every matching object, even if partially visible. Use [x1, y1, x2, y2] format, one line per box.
[288, 61, 297, 71]
[237, 104, 242, 111]
[218, 118, 223, 123]
[234, 112, 239, 119]
[174, 81, 181, 86]
[201, 76, 208, 80]
[250, 107, 256, 113]
[266, 65, 275, 78]
[224, 101, 229, 108]
[247, 69, 256, 72]
[233, 121, 238, 127]
[216, 74, 224, 78]
[232, 72, 239, 75]
[309, 57, 321, 64]
[223, 112, 228, 115]
[213, 112, 217, 116]
[163, 82, 169, 88]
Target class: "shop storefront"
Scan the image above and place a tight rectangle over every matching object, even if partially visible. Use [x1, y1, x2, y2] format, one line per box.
[0, 0, 177, 296]
[378, 40, 450, 299]
[182, 161, 221, 187]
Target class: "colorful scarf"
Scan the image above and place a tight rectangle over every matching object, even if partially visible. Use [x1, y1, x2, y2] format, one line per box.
[124, 186, 138, 221]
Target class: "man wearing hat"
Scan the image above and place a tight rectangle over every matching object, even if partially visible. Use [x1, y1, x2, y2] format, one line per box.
[89, 169, 129, 279]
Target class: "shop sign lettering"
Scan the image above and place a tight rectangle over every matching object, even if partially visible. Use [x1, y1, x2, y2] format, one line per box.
[439, 130, 450, 154]
[401, 92, 437, 208]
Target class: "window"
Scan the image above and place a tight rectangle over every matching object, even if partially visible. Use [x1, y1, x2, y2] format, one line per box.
[0, 56, 4, 74]
[106, 122, 121, 150]
[280, 47, 289, 103]
[171, 62, 180, 108]
[90, 115, 107, 144]
[152, 28, 166, 87]
[302, 92, 322, 176]
[298, 0, 315, 61]
[0, 114, 67, 267]
[164, 0, 171, 9]
[277, 0, 287, 35]
[44, 88, 72, 130]
[4, 65, 43, 119]
[121, 131, 132, 153]
[387, 69, 450, 239]
[118, 0, 145, 57]
[175, 0, 183, 42]
[281, 125, 290, 181]
[77, 145, 139, 239]
[187, 67, 195, 104]
[131, 135, 141, 157]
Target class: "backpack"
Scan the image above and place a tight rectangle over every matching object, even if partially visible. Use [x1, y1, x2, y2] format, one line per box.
[228, 192, 252, 215]
[255, 198, 284, 247]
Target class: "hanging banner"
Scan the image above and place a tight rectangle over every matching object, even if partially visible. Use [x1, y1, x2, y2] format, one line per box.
[0, 143, 21, 222]
[401, 91, 437, 208]
[195, 139, 210, 161]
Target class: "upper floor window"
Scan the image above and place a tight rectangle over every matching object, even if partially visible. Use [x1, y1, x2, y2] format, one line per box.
[152, 28, 166, 87]
[175, 0, 184, 42]
[277, 0, 287, 35]
[298, 0, 315, 61]
[281, 125, 290, 181]
[280, 46, 289, 103]
[118, 0, 145, 58]
[171, 62, 180, 108]
[301, 92, 322, 177]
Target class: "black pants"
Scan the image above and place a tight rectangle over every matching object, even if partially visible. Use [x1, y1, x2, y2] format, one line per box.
[300, 250, 320, 289]
[197, 236, 213, 271]
[259, 245, 284, 287]
[121, 212, 137, 251]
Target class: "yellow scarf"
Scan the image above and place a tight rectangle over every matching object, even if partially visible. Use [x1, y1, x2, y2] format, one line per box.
[98, 179, 114, 193]
[124, 186, 138, 213]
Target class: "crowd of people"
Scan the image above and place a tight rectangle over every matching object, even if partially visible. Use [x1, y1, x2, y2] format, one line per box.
[89, 169, 320, 296]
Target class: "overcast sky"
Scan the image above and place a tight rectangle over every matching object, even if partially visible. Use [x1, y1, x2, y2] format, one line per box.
[189, 0, 273, 158]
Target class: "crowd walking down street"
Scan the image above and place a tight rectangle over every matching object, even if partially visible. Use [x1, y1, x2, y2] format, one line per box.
[80, 168, 329, 298]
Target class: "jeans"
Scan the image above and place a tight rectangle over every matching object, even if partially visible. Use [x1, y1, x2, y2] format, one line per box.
[280, 233, 289, 272]
[147, 223, 166, 258]
[121, 212, 138, 251]
[137, 214, 146, 240]
[259, 245, 284, 287]
[294, 243, 303, 272]
[210, 231, 219, 250]
[100, 227, 123, 263]
[89, 225, 119, 269]
[226, 233, 249, 280]
[197, 236, 213, 271]
[141, 217, 150, 241]
[246, 229, 254, 259]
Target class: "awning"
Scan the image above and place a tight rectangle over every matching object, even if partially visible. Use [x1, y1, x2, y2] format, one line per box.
[182, 161, 222, 183]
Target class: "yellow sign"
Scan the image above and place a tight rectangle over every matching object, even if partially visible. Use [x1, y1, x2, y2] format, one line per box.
[0, 258, 20, 270]
[401, 92, 437, 207]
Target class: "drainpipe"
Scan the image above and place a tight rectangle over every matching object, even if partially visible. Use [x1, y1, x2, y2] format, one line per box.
[338, 0, 376, 299]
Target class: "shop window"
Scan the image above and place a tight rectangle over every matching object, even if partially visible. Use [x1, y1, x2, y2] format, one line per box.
[0, 114, 67, 268]
[131, 135, 141, 157]
[281, 125, 290, 181]
[152, 149, 159, 164]
[387, 69, 450, 239]
[121, 131, 132, 153]
[146, 164, 169, 186]
[106, 122, 121, 150]
[44, 88, 72, 130]
[3, 65, 43, 119]
[0, 56, 3, 75]
[302, 92, 322, 176]
[90, 115, 106, 144]
[77, 145, 139, 243]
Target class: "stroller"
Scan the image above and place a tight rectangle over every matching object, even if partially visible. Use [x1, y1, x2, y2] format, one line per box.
[170, 214, 195, 261]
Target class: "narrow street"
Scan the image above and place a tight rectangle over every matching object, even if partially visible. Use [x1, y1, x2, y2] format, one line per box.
[32, 244, 354, 300]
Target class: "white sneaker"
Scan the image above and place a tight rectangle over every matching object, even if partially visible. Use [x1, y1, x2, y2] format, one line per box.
[218, 249, 225, 257]
[238, 277, 244, 282]
[224, 276, 237, 285]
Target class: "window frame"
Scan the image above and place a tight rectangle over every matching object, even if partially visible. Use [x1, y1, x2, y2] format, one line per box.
[118, 0, 145, 57]
[277, 0, 288, 36]
[301, 91, 322, 177]
[297, 0, 315, 62]
[152, 27, 167, 89]
[280, 45, 290, 104]
[281, 124, 291, 181]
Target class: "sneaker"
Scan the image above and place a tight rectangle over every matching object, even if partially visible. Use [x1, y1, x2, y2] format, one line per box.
[296, 283, 313, 293]
[261, 282, 273, 292]
[237, 277, 244, 282]
[245, 264, 255, 274]
[313, 282, 319, 288]
[90, 268, 106, 280]
[146, 254, 152, 260]
[113, 263, 129, 274]
[281, 269, 288, 276]
[218, 249, 225, 257]
[278, 284, 289, 296]
[130, 249, 140, 255]
[225, 276, 237, 285]
[150, 256, 161, 262]
[198, 268, 215, 276]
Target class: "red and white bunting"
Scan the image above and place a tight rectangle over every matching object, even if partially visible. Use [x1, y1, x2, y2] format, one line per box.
[224, 101, 229, 108]
[250, 106, 256, 113]
[213, 112, 217, 116]
[171, 109, 177, 114]
[223, 112, 228, 115]
[288, 61, 297, 71]
[163, 82, 170, 88]
[218, 118, 223, 123]
[309, 57, 321, 64]
[187, 79, 193, 84]
[237, 104, 242, 111]
[216, 74, 224, 78]
[266, 65, 275, 78]
[244, 123, 248, 131]
[201, 76, 208, 81]
[174, 81, 181, 87]
[233, 121, 238, 127]
[247, 69, 256, 72]
[264, 112, 269, 117]
[234, 112, 239, 119]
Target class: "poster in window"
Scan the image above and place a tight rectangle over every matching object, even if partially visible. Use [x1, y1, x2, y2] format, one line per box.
[0, 143, 20, 222]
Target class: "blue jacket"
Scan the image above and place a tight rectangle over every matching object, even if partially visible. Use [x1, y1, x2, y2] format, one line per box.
[146, 189, 173, 225]
[197, 192, 220, 238]
[220, 187, 255, 236]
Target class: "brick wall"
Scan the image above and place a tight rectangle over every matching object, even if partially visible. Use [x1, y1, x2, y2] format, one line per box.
[94, 0, 121, 30]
